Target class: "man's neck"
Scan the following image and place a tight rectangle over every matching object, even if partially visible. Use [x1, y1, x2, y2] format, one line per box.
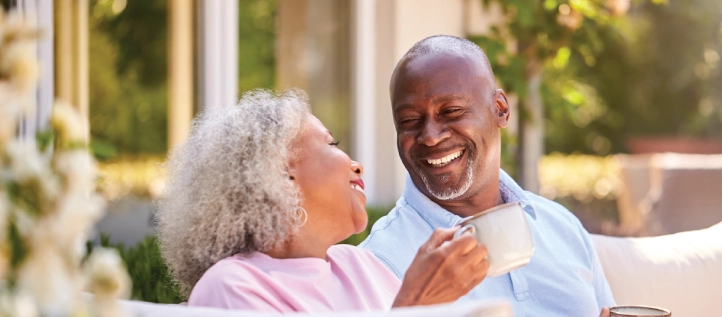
[431, 180, 504, 218]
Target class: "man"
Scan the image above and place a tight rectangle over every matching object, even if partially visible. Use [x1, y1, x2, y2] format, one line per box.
[360, 35, 615, 317]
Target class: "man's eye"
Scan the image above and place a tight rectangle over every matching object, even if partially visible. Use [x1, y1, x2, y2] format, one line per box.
[399, 118, 420, 125]
[442, 108, 461, 115]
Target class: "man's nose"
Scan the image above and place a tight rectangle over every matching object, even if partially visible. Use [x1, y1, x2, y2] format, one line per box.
[351, 160, 364, 176]
[416, 119, 450, 146]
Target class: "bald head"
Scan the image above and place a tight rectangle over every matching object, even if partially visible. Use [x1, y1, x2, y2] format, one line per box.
[391, 35, 498, 108]
[397, 35, 494, 78]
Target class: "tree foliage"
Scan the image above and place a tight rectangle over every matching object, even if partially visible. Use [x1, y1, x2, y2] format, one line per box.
[547, 0, 722, 154]
[88, 0, 168, 156]
[88, 0, 277, 156]
[471, 0, 721, 156]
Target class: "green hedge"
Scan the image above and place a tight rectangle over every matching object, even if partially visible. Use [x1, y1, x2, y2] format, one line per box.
[94, 206, 393, 303]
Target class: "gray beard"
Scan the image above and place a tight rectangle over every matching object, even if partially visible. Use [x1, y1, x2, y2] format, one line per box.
[415, 158, 474, 201]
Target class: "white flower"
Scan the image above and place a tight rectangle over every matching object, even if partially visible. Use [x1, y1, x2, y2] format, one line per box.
[16, 248, 80, 316]
[5, 140, 61, 204]
[0, 290, 39, 317]
[42, 192, 105, 254]
[0, 41, 39, 93]
[6, 141, 43, 183]
[54, 150, 98, 194]
[84, 248, 131, 300]
[0, 11, 39, 94]
[51, 102, 88, 145]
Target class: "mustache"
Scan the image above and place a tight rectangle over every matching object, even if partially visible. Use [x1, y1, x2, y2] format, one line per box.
[410, 143, 475, 161]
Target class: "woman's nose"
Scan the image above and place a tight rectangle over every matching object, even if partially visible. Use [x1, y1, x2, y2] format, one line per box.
[351, 161, 364, 176]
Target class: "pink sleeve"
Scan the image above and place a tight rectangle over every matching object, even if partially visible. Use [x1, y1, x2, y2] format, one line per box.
[188, 260, 283, 312]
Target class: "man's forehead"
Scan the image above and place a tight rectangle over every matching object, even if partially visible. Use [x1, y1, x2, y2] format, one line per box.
[391, 53, 491, 108]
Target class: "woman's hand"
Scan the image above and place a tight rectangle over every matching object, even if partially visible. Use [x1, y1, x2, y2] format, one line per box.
[392, 227, 489, 307]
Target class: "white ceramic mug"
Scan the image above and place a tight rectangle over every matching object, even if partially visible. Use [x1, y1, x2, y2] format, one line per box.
[453, 202, 534, 277]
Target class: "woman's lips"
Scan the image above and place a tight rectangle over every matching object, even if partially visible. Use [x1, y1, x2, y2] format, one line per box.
[350, 179, 365, 192]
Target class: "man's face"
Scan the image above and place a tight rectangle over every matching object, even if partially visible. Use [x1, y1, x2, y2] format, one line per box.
[391, 52, 508, 202]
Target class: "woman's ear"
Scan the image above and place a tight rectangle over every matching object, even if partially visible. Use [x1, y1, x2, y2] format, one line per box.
[286, 152, 300, 181]
[286, 163, 298, 181]
[494, 89, 511, 128]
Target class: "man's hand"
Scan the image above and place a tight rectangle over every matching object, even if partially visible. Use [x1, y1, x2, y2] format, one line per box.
[392, 228, 489, 307]
[599, 307, 610, 317]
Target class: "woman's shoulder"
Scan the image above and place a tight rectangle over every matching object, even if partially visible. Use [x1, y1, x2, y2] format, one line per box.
[328, 244, 374, 259]
[188, 253, 287, 311]
[193, 254, 259, 287]
[328, 244, 395, 273]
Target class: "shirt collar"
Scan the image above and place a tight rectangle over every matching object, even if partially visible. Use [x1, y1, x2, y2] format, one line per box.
[402, 169, 538, 229]
[498, 169, 538, 220]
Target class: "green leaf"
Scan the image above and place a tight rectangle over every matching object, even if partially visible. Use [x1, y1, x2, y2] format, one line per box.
[543, 0, 558, 11]
[90, 138, 118, 160]
[553, 47, 572, 68]
[9, 221, 28, 270]
[35, 130, 55, 152]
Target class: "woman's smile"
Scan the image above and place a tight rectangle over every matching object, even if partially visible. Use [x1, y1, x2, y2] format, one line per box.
[351, 179, 365, 194]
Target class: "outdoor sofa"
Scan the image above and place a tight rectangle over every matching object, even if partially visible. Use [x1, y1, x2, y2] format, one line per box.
[120, 221, 722, 317]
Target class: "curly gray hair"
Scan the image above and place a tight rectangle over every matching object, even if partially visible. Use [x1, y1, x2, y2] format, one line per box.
[155, 89, 310, 294]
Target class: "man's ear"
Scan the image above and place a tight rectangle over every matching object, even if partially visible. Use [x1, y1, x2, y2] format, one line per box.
[494, 89, 511, 128]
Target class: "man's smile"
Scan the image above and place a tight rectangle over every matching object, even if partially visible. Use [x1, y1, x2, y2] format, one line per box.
[422, 149, 465, 168]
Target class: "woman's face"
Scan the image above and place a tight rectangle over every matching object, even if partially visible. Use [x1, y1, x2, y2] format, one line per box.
[289, 115, 368, 244]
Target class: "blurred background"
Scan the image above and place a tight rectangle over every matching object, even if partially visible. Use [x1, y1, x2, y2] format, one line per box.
[14, 0, 721, 303]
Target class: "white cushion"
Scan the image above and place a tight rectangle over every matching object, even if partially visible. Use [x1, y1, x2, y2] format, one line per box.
[591, 222, 722, 317]
[119, 299, 512, 317]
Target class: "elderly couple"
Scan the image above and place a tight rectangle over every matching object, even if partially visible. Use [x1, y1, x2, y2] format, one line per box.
[156, 35, 615, 317]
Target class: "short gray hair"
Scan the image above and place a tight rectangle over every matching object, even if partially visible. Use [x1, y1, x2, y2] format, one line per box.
[155, 89, 310, 294]
[399, 35, 492, 73]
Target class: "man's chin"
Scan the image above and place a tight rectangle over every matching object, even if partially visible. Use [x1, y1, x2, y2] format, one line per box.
[413, 170, 473, 201]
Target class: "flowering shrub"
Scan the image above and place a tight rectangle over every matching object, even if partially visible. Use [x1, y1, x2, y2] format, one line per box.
[538, 153, 621, 202]
[0, 11, 130, 317]
[97, 157, 165, 201]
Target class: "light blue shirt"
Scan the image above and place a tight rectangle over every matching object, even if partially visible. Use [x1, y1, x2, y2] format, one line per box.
[360, 170, 615, 317]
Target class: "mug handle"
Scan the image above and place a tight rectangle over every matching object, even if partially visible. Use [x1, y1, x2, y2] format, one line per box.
[453, 224, 476, 239]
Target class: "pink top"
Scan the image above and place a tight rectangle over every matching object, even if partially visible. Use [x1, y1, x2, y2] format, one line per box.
[188, 244, 402, 313]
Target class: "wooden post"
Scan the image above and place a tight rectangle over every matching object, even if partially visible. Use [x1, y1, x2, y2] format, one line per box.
[55, 0, 88, 140]
[168, 0, 194, 150]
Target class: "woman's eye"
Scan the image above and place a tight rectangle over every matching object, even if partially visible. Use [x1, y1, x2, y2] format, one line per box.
[329, 141, 340, 146]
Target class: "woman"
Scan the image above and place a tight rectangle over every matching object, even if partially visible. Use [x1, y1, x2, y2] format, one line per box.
[156, 89, 489, 313]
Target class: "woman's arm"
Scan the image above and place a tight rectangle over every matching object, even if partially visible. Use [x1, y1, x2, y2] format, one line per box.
[392, 228, 489, 307]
